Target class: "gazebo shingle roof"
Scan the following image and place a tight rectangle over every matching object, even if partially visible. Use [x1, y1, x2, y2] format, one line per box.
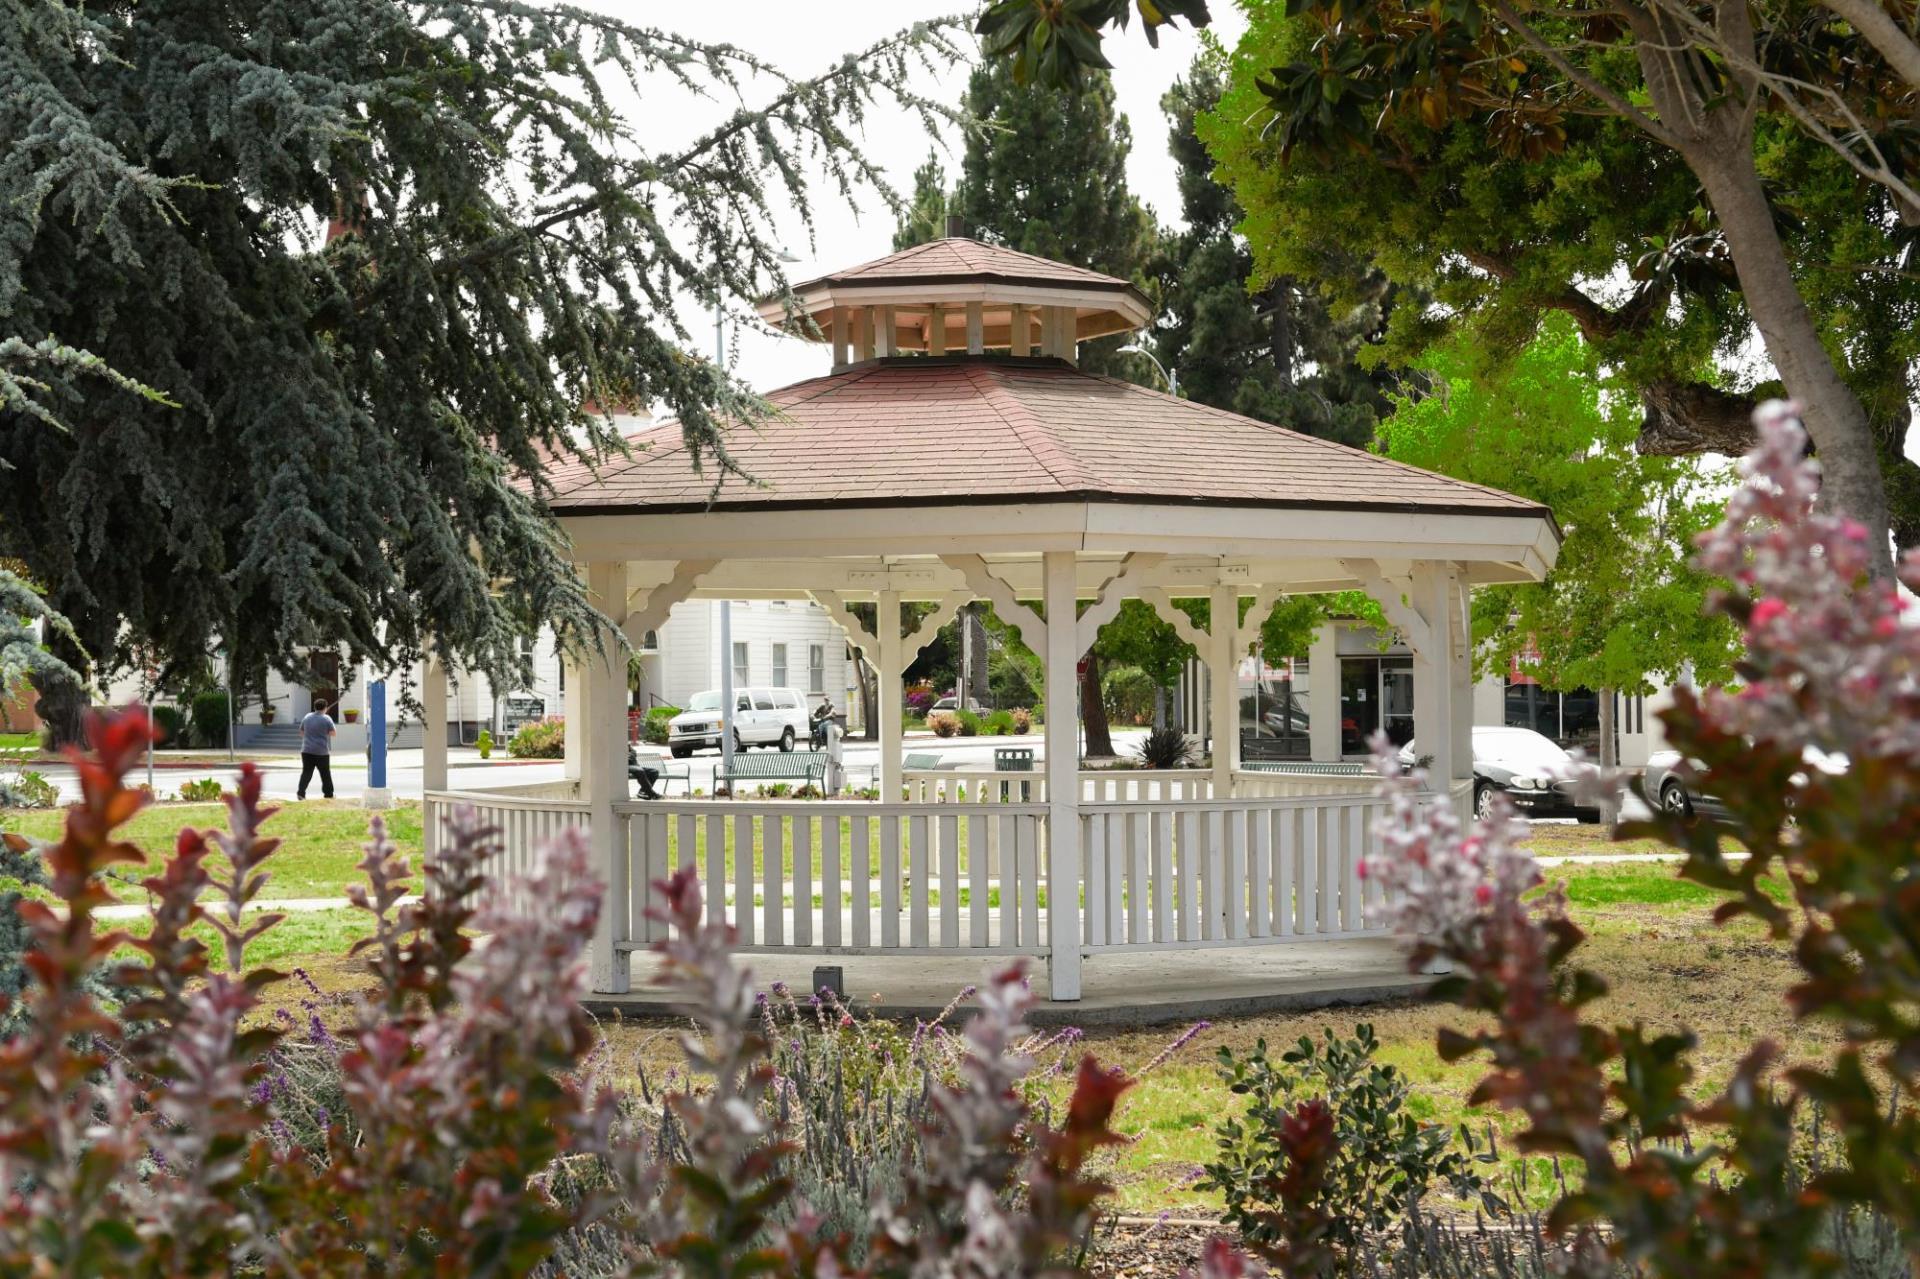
[792, 238, 1137, 293]
[543, 358, 1550, 521]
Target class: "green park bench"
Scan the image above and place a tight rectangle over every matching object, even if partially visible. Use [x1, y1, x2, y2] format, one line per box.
[719, 751, 827, 791]
[902, 752, 946, 770]
[627, 756, 690, 798]
[1241, 760, 1366, 775]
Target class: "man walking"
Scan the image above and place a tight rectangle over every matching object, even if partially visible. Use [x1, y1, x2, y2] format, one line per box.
[298, 700, 337, 800]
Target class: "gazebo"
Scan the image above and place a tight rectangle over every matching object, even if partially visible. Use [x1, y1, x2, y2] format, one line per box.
[420, 238, 1560, 1008]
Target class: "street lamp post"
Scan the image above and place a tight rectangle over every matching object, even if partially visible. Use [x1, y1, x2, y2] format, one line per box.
[1118, 343, 1177, 397]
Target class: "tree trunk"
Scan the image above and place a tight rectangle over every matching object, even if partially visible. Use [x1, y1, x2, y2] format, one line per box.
[1153, 685, 1167, 732]
[1269, 278, 1296, 391]
[31, 629, 90, 749]
[1693, 146, 1893, 574]
[1635, 379, 1762, 456]
[1081, 652, 1114, 757]
[855, 659, 878, 742]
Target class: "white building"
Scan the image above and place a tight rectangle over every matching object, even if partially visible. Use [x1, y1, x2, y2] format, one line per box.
[116, 599, 855, 750]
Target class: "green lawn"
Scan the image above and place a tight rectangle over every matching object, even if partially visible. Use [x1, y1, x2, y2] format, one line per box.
[4, 799, 424, 902]
[0, 732, 38, 751]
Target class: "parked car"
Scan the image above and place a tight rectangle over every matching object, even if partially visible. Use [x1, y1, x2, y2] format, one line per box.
[1399, 725, 1600, 823]
[926, 695, 985, 716]
[667, 687, 811, 757]
[1643, 745, 1847, 823]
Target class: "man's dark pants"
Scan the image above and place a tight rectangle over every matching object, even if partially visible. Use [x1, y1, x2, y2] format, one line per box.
[298, 752, 334, 799]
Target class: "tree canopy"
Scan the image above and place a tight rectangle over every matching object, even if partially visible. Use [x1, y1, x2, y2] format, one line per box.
[1378, 317, 1740, 694]
[2, 0, 958, 740]
[1150, 54, 1395, 448]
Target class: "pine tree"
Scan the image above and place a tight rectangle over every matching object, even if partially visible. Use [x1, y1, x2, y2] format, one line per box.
[895, 60, 1159, 752]
[2, 1, 959, 742]
[1151, 56, 1394, 447]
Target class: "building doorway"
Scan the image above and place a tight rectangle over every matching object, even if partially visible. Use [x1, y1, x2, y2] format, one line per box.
[307, 651, 341, 719]
[1339, 656, 1414, 755]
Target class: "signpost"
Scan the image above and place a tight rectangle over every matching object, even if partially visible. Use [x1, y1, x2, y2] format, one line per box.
[365, 679, 391, 809]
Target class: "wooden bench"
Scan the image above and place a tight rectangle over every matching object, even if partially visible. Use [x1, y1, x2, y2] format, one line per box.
[719, 751, 827, 790]
[994, 746, 1035, 772]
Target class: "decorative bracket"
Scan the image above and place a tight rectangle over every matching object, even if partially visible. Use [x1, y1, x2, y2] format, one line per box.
[939, 554, 1047, 653]
[810, 590, 881, 670]
[903, 591, 969, 667]
[1137, 586, 1211, 653]
[621, 559, 717, 647]
[1237, 582, 1284, 657]
[1341, 558, 1433, 656]
[1074, 553, 1163, 656]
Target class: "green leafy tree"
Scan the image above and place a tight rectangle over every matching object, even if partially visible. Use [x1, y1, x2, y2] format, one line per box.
[1000, 0, 1920, 575]
[1152, 54, 1396, 447]
[1378, 316, 1740, 759]
[2, 1, 958, 743]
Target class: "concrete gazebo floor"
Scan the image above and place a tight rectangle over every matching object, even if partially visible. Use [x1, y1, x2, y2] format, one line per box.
[582, 935, 1429, 1028]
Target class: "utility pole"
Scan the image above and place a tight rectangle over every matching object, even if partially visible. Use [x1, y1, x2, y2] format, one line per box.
[716, 266, 736, 791]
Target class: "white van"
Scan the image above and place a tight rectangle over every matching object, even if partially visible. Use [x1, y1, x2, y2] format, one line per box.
[667, 688, 811, 758]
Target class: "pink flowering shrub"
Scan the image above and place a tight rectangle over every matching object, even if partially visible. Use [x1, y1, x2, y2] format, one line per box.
[1365, 403, 1920, 1276]
[0, 707, 1214, 1277]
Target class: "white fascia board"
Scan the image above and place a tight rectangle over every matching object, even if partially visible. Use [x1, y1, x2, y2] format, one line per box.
[561, 500, 1557, 586]
[758, 282, 1151, 330]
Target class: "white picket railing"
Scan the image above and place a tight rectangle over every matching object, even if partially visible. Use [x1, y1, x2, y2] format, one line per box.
[422, 788, 592, 912]
[1079, 794, 1389, 951]
[611, 800, 1051, 957]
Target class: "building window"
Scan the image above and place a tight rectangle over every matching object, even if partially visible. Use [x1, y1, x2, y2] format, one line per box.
[808, 643, 826, 694]
[732, 641, 750, 687]
[641, 629, 659, 653]
[772, 642, 788, 688]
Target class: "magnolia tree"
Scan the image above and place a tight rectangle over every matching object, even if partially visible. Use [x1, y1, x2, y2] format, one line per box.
[1364, 402, 1920, 1275]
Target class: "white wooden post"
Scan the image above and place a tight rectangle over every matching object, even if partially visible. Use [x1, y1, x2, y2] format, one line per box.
[585, 560, 631, 993]
[1410, 562, 1456, 793]
[1308, 620, 1341, 762]
[422, 649, 448, 794]
[1010, 304, 1030, 356]
[830, 307, 848, 368]
[878, 590, 903, 802]
[1209, 584, 1239, 796]
[562, 650, 584, 784]
[966, 301, 984, 354]
[1448, 576, 1473, 786]
[877, 305, 897, 358]
[1043, 550, 1083, 1000]
[927, 303, 945, 355]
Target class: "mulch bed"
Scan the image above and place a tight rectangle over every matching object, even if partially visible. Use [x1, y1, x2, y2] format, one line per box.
[1087, 1217, 1227, 1277]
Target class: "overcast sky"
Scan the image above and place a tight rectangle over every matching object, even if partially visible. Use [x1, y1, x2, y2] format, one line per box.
[614, 2, 1247, 396]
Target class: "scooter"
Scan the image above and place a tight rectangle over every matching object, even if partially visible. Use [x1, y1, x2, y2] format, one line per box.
[809, 703, 836, 750]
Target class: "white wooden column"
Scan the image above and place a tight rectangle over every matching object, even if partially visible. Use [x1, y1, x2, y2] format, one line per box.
[1448, 576, 1473, 784]
[877, 590, 903, 801]
[421, 648, 448, 794]
[1410, 562, 1457, 792]
[584, 560, 631, 993]
[1042, 551, 1082, 1001]
[1208, 584, 1239, 796]
[1308, 620, 1341, 762]
[561, 651, 584, 784]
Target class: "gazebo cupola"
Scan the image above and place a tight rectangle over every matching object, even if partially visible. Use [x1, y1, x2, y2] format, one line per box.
[758, 237, 1151, 369]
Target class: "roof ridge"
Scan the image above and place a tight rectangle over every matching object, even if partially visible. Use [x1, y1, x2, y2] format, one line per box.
[968, 362, 1100, 495]
[1074, 370, 1540, 509]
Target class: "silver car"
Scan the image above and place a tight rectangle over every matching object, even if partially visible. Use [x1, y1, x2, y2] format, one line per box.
[1643, 745, 1846, 823]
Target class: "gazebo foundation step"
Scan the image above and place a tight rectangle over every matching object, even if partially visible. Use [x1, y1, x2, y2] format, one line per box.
[584, 935, 1428, 1027]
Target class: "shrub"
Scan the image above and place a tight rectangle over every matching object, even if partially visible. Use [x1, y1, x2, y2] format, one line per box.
[0, 769, 57, 809]
[1102, 664, 1157, 726]
[903, 682, 935, 716]
[1363, 405, 1920, 1277]
[642, 705, 679, 745]
[955, 708, 983, 737]
[928, 711, 960, 738]
[1009, 706, 1033, 734]
[985, 709, 1016, 735]
[1134, 727, 1197, 769]
[0, 708, 1156, 1276]
[507, 715, 566, 758]
[150, 704, 187, 745]
[476, 728, 494, 759]
[187, 689, 230, 748]
[1201, 1024, 1490, 1255]
[176, 777, 223, 802]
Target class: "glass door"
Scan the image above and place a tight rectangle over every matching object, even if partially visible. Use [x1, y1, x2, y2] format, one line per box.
[1381, 659, 1415, 747]
[1339, 659, 1378, 754]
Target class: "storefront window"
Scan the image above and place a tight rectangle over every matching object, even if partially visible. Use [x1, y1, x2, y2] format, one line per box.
[1240, 656, 1310, 760]
[1340, 656, 1413, 753]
